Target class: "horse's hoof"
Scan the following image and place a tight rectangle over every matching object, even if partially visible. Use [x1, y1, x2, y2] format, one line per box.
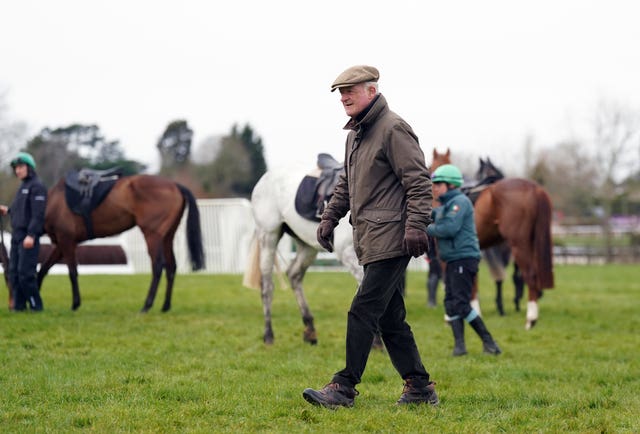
[72, 304, 80, 311]
[304, 330, 318, 345]
[525, 320, 537, 330]
[264, 336, 274, 345]
[161, 306, 171, 313]
[140, 307, 150, 314]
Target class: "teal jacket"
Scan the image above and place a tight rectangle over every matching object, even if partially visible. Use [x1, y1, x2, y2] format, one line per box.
[426, 189, 481, 262]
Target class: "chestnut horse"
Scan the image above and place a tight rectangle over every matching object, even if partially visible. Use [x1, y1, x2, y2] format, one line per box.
[38, 174, 205, 312]
[431, 149, 554, 329]
[474, 157, 525, 315]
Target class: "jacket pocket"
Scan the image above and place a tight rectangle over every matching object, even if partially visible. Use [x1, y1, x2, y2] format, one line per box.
[360, 208, 403, 254]
[361, 208, 402, 225]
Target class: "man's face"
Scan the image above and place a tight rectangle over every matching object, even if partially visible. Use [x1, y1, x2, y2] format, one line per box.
[339, 83, 375, 118]
[14, 163, 28, 180]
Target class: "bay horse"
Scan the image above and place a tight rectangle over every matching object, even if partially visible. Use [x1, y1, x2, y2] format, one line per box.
[431, 149, 554, 329]
[245, 157, 363, 345]
[38, 174, 205, 312]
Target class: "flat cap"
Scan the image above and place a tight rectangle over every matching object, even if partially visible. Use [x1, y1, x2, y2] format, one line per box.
[330, 65, 379, 92]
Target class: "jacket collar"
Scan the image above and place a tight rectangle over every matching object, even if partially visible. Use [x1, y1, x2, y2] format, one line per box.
[440, 188, 463, 203]
[343, 94, 388, 132]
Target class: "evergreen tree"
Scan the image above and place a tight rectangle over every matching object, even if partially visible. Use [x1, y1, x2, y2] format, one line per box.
[157, 120, 193, 169]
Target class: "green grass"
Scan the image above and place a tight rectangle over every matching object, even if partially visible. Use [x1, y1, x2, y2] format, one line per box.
[1, 265, 639, 433]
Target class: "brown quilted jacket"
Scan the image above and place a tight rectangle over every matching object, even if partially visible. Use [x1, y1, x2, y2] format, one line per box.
[322, 94, 433, 265]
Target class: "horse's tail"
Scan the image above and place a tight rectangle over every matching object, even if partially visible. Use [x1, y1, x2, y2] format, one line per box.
[177, 184, 205, 271]
[242, 231, 261, 290]
[533, 187, 554, 289]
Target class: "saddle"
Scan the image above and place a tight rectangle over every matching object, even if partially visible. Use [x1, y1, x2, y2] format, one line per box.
[461, 175, 503, 204]
[64, 167, 122, 239]
[294, 153, 344, 222]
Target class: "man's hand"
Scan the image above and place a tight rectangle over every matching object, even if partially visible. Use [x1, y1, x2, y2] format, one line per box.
[403, 228, 429, 258]
[317, 220, 337, 252]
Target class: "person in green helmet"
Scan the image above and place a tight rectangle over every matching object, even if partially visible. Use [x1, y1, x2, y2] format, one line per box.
[427, 164, 501, 356]
[0, 151, 48, 311]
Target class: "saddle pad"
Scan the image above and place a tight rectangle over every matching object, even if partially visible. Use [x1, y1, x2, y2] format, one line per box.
[294, 175, 321, 222]
[64, 173, 119, 216]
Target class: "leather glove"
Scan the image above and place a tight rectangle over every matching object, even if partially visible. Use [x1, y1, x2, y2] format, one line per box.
[317, 219, 337, 252]
[403, 228, 429, 258]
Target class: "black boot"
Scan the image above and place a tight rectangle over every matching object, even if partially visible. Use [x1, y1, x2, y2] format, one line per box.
[427, 274, 439, 307]
[396, 378, 439, 406]
[469, 317, 502, 355]
[450, 318, 467, 356]
[303, 383, 359, 409]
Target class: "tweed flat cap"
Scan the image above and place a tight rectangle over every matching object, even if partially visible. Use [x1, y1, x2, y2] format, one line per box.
[330, 65, 379, 92]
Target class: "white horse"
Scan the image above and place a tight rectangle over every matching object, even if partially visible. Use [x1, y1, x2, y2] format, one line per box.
[244, 163, 363, 345]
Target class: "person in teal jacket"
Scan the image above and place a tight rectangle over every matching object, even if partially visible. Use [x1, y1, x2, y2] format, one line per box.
[426, 164, 501, 356]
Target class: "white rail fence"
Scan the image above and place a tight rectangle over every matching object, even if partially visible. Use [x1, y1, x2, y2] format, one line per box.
[12, 199, 635, 276]
[25, 198, 428, 275]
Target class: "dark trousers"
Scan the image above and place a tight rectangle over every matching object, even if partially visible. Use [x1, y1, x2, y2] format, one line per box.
[443, 257, 479, 319]
[332, 255, 430, 388]
[9, 233, 43, 311]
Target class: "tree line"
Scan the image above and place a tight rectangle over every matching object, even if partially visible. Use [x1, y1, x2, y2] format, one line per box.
[0, 100, 267, 205]
[1, 94, 639, 231]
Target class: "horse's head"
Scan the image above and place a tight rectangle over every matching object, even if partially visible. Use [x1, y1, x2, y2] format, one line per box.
[476, 157, 505, 183]
[430, 148, 451, 175]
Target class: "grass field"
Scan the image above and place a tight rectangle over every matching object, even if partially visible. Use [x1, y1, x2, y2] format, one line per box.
[1, 264, 639, 433]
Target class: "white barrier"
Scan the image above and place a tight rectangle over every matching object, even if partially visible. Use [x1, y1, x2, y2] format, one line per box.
[123, 198, 257, 274]
[2, 198, 428, 275]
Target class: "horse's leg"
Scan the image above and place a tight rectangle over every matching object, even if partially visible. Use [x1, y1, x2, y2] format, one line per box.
[525, 286, 540, 330]
[57, 242, 81, 310]
[141, 234, 164, 313]
[37, 244, 63, 289]
[470, 272, 482, 316]
[495, 280, 504, 316]
[511, 250, 538, 330]
[512, 263, 524, 312]
[259, 231, 279, 345]
[160, 237, 177, 312]
[483, 246, 508, 315]
[286, 241, 318, 345]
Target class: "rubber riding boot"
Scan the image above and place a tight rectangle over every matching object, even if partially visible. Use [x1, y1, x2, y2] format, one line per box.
[450, 318, 467, 356]
[469, 317, 502, 355]
[427, 274, 439, 307]
[302, 383, 358, 409]
[396, 377, 439, 406]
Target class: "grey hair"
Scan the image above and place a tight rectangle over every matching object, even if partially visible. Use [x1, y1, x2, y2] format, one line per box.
[365, 81, 380, 94]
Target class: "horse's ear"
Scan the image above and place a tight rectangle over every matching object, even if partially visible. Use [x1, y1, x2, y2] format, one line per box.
[445, 148, 450, 157]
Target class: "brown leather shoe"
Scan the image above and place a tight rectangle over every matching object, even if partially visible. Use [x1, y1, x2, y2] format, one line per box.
[302, 383, 358, 409]
[396, 379, 439, 406]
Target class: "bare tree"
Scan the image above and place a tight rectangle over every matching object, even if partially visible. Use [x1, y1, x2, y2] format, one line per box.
[0, 92, 28, 171]
[592, 99, 640, 261]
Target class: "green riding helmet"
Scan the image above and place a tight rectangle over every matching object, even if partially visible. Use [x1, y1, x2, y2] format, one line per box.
[432, 164, 463, 187]
[10, 151, 36, 170]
